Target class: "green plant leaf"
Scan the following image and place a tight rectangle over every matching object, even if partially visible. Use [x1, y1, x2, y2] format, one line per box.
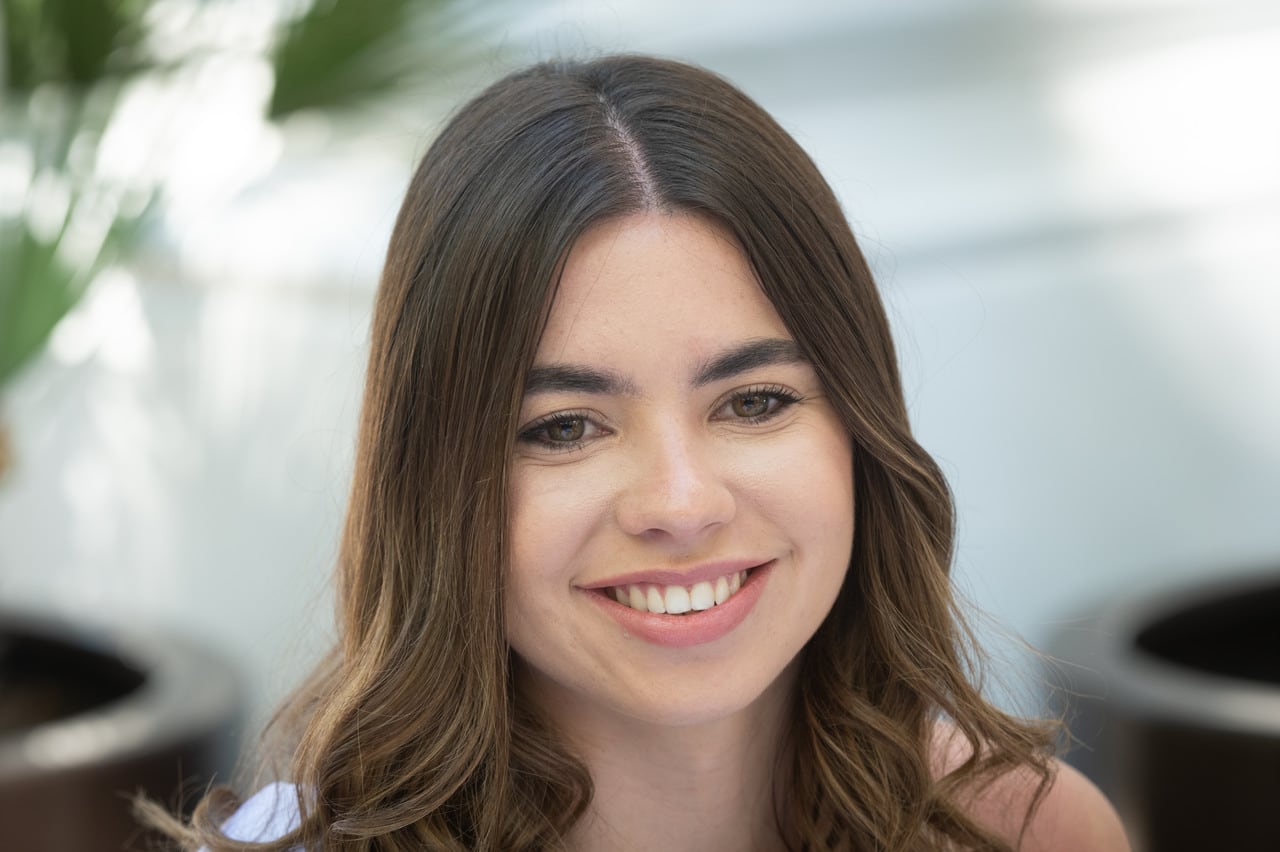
[268, 0, 464, 119]
[0, 224, 84, 387]
[2, 0, 57, 92]
[1, 0, 149, 95]
[1, 0, 507, 395]
[0, 207, 145, 388]
[52, 0, 148, 87]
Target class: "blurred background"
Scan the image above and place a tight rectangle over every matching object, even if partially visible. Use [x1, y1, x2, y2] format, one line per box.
[2, 0, 1278, 846]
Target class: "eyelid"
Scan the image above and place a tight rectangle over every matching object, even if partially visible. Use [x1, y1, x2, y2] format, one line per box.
[517, 408, 598, 433]
[711, 383, 803, 422]
[516, 409, 608, 453]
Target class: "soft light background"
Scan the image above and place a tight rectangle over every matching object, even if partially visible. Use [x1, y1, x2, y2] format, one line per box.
[2, 0, 1278, 754]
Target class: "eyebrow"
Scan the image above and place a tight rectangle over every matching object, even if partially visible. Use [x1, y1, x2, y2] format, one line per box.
[691, 338, 806, 387]
[523, 337, 806, 397]
[523, 364, 640, 397]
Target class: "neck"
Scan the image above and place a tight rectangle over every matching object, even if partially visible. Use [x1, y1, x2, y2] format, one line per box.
[520, 664, 797, 852]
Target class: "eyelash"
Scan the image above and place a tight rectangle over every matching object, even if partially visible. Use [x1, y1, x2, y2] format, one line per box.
[718, 384, 802, 424]
[516, 385, 803, 453]
[518, 410, 599, 453]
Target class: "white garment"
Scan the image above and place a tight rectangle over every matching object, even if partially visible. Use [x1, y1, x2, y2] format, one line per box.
[199, 781, 303, 849]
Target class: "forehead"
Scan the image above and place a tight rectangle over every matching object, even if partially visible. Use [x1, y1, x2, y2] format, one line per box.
[536, 212, 791, 362]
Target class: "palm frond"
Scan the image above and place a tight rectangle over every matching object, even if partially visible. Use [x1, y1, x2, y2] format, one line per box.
[1, 0, 149, 95]
[270, 0, 435, 119]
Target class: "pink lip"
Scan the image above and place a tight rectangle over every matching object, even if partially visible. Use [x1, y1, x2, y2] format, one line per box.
[581, 560, 774, 648]
[580, 558, 764, 590]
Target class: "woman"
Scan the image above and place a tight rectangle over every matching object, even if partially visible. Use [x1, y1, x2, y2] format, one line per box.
[146, 55, 1129, 850]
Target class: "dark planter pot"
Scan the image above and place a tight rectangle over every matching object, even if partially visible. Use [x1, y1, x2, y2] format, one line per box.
[0, 610, 242, 851]
[1047, 572, 1280, 852]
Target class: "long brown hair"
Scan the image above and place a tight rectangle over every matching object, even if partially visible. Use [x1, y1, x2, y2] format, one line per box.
[146, 54, 1056, 851]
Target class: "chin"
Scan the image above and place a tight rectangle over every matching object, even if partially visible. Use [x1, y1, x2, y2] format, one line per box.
[517, 652, 800, 734]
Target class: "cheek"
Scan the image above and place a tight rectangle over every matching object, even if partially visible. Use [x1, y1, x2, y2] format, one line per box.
[505, 468, 617, 672]
[506, 479, 555, 619]
[739, 421, 854, 520]
[761, 421, 855, 573]
[506, 481, 541, 586]
[505, 480, 562, 659]
[506, 467, 612, 593]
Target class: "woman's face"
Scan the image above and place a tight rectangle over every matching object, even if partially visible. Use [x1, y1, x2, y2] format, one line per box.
[506, 212, 854, 729]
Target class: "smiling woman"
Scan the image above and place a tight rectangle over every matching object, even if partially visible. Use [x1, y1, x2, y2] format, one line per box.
[140, 55, 1130, 851]
[507, 214, 855, 737]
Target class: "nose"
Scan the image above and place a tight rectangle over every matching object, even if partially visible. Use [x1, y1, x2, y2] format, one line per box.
[614, 428, 736, 541]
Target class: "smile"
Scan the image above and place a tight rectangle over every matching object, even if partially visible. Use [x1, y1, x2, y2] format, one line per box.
[585, 561, 773, 647]
[606, 570, 749, 615]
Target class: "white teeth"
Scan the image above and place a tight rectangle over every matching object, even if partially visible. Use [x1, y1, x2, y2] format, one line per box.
[628, 586, 647, 611]
[713, 576, 730, 605]
[645, 587, 667, 614]
[689, 581, 715, 611]
[607, 569, 753, 615]
[664, 585, 692, 614]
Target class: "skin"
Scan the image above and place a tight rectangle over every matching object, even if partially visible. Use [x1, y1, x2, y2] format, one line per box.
[933, 725, 1134, 851]
[506, 212, 853, 851]
[504, 211, 1132, 851]
[1015, 763, 1133, 851]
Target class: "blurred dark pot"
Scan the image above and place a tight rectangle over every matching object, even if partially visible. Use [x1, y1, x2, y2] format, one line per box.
[0, 610, 242, 851]
[1047, 572, 1280, 852]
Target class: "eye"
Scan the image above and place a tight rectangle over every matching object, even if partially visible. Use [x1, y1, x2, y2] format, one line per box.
[517, 411, 603, 452]
[716, 385, 801, 424]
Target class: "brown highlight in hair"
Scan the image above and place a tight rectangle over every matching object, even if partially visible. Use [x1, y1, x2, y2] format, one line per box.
[141, 55, 1057, 851]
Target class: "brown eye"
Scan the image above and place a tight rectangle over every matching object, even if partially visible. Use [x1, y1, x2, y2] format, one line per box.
[732, 392, 772, 418]
[545, 417, 586, 442]
[517, 410, 604, 453]
[716, 386, 801, 424]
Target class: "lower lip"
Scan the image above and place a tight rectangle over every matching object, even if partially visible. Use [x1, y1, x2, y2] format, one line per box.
[582, 561, 773, 648]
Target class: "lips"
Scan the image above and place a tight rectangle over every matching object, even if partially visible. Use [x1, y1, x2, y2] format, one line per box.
[581, 560, 774, 648]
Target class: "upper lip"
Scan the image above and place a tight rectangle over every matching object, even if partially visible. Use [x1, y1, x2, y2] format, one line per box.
[579, 559, 769, 590]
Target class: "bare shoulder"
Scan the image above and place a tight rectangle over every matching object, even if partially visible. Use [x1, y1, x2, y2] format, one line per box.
[1013, 760, 1131, 852]
[930, 721, 1131, 852]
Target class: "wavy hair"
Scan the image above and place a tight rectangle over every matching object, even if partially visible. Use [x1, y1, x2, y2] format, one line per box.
[144, 54, 1056, 851]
